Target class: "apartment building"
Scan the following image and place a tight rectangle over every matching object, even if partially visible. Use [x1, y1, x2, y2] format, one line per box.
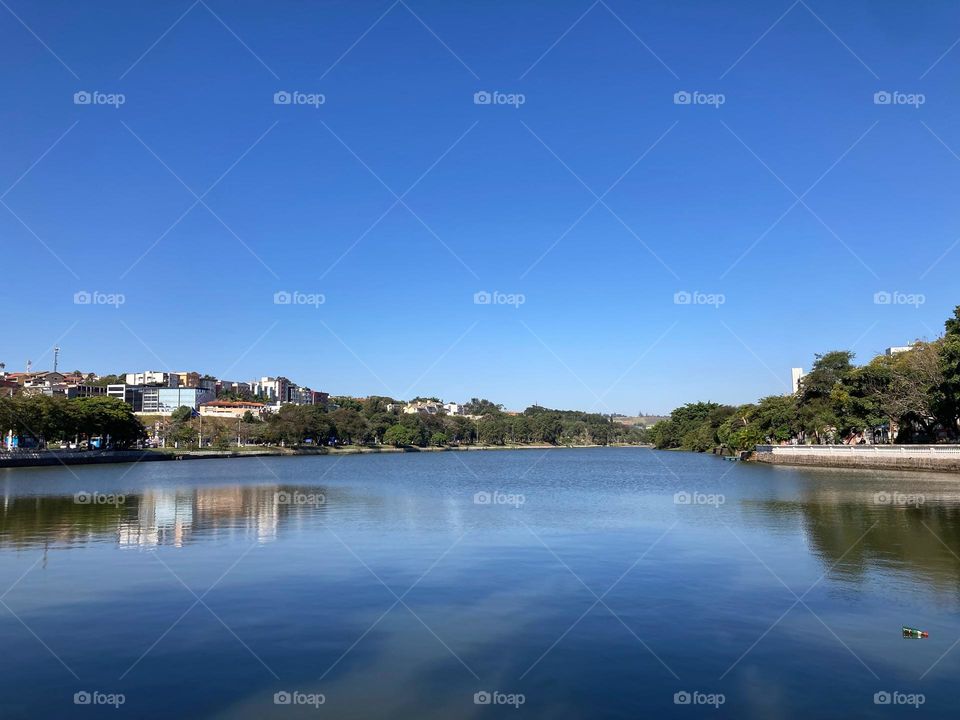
[126, 371, 177, 387]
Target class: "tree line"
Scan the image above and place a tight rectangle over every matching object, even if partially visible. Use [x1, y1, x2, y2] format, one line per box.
[1, 393, 648, 451]
[0, 395, 146, 448]
[650, 305, 960, 452]
[157, 397, 648, 449]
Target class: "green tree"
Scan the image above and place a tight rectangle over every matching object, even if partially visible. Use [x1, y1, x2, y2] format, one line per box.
[330, 408, 369, 445]
[383, 424, 417, 447]
[362, 396, 397, 418]
[938, 306, 960, 437]
[464, 398, 503, 416]
[368, 412, 396, 444]
[797, 351, 856, 442]
[170, 406, 194, 423]
[477, 416, 507, 445]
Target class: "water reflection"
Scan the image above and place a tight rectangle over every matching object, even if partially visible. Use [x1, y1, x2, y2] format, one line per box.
[746, 484, 960, 590]
[0, 486, 322, 549]
[2, 454, 960, 719]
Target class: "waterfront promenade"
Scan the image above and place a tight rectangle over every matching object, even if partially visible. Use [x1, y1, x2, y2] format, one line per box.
[755, 444, 960, 472]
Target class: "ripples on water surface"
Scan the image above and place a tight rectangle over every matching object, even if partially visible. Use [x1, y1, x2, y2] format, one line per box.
[1, 448, 959, 718]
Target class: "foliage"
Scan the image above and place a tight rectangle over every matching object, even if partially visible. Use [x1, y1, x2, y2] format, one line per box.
[659, 306, 960, 451]
[0, 394, 146, 448]
[650, 402, 735, 451]
[463, 398, 503, 415]
[170, 406, 194, 423]
[88, 374, 125, 387]
[383, 424, 419, 447]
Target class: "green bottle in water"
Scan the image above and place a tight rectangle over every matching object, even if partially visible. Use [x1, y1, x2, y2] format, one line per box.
[903, 626, 928, 638]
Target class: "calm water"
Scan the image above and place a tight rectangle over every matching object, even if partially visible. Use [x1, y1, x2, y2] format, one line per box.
[1, 448, 959, 718]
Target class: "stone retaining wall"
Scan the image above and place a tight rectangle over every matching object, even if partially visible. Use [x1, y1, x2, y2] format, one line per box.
[0, 450, 170, 469]
[753, 451, 960, 473]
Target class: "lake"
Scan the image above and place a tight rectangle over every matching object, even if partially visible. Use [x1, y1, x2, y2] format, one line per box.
[1, 448, 958, 718]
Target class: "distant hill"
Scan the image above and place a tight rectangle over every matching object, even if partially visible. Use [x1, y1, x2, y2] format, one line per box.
[614, 415, 668, 428]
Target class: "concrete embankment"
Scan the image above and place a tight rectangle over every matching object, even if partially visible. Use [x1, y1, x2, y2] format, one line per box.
[0, 450, 173, 468]
[0, 448, 308, 468]
[753, 445, 960, 473]
[1, 443, 652, 469]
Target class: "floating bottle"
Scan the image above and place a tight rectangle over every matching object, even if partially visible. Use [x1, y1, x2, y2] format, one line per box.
[902, 626, 928, 639]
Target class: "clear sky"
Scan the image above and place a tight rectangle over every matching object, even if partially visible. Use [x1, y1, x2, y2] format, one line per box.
[2, 0, 959, 414]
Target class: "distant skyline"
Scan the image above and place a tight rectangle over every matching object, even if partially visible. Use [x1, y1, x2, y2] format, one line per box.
[3, 1, 959, 414]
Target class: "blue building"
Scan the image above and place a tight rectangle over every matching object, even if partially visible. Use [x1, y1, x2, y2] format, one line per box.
[141, 387, 216, 415]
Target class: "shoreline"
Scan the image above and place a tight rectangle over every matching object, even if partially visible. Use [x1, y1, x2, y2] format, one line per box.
[0, 443, 653, 469]
[751, 447, 960, 474]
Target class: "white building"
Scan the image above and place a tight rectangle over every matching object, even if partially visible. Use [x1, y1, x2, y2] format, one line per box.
[791, 368, 805, 395]
[444, 402, 466, 416]
[249, 376, 319, 405]
[886, 346, 913, 356]
[250, 376, 288, 402]
[126, 371, 177, 387]
[403, 401, 443, 415]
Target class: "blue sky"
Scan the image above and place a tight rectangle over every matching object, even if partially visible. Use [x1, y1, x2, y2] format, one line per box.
[2, 0, 959, 414]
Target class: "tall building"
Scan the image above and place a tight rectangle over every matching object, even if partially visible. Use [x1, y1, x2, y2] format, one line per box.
[247, 377, 325, 406]
[791, 368, 805, 395]
[250, 376, 290, 403]
[140, 387, 215, 415]
[107, 384, 144, 412]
